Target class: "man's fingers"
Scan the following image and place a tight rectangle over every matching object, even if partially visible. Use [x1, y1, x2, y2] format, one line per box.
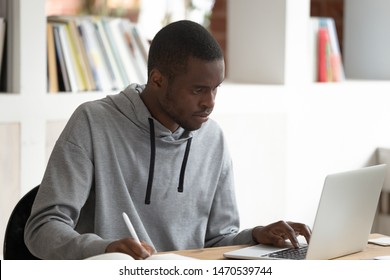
[287, 222, 312, 244]
[253, 220, 312, 248]
[106, 238, 152, 260]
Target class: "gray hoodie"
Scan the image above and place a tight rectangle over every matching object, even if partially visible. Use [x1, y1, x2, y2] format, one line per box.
[24, 84, 254, 259]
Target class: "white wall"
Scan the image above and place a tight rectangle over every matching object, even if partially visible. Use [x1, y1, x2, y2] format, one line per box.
[214, 82, 390, 230]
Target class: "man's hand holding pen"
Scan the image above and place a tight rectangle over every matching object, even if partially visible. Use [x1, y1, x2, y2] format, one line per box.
[105, 212, 155, 259]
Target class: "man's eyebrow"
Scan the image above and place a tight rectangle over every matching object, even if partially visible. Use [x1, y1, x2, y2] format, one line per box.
[192, 83, 222, 89]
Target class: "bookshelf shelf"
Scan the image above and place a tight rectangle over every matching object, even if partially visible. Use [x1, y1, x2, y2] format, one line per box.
[1, 0, 390, 257]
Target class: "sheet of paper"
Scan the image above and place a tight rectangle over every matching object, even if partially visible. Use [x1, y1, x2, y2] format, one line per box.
[85, 252, 135, 260]
[368, 236, 390, 246]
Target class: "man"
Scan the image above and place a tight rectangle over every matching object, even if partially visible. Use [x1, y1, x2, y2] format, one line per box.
[25, 20, 311, 260]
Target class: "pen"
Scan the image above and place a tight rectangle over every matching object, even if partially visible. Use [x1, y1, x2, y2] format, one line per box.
[122, 212, 141, 244]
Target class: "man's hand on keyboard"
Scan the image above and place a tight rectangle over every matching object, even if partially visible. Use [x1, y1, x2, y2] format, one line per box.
[252, 220, 312, 248]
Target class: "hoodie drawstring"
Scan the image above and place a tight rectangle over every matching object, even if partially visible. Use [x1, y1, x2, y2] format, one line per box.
[145, 118, 156, 204]
[145, 118, 192, 204]
[178, 137, 192, 192]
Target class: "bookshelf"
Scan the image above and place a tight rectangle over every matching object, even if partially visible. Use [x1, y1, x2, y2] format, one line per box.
[223, 0, 390, 234]
[1, 0, 390, 257]
[0, 0, 110, 257]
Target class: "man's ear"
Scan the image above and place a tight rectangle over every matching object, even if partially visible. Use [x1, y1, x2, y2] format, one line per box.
[149, 69, 164, 88]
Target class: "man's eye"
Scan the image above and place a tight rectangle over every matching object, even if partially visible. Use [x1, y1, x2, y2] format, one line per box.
[193, 88, 204, 94]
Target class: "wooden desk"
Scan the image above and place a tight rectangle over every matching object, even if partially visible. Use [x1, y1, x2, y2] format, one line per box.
[333, 233, 390, 260]
[166, 234, 390, 260]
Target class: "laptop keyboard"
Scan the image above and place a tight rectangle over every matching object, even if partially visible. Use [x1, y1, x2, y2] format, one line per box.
[267, 246, 308, 260]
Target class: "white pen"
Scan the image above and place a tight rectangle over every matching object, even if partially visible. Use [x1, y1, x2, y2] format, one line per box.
[122, 212, 141, 244]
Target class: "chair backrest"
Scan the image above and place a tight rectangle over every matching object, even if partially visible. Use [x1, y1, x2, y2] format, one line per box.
[3, 185, 40, 259]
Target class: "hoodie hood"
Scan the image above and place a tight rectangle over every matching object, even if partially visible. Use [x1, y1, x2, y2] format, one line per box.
[107, 84, 193, 204]
[108, 84, 193, 143]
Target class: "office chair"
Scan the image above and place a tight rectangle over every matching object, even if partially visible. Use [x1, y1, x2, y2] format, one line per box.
[3, 185, 40, 259]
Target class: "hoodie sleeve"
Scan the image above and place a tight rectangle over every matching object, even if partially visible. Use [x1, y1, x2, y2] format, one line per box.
[204, 149, 256, 247]
[24, 105, 113, 259]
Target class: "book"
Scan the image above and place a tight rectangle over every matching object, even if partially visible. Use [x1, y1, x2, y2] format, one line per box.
[131, 23, 150, 63]
[57, 23, 80, 92]
[310, 17, 345, 83]
[47, 22, 59, 93]
[46, 15, 150, 91]
[101, 17, 130, 87]
[76, 17, 114, 91]
[65, 22, 89, 91]
[52, 24, 71, 92]
[107, 18, 143, 84]
[317, 26, 331, 82]
[325, 18, 344, 82]
[93, 17, 125, 90]
[50, 16, 96, 91]
[49, 16, 98, 92]
[122, 20, 148, 84]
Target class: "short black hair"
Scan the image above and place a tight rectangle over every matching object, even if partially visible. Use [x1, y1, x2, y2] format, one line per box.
[147, 20, 223, 80]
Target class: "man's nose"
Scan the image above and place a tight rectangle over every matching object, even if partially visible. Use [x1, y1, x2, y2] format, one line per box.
[200, 90, 216, 109]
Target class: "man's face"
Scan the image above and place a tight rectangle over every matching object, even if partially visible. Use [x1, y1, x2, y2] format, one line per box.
[158, 57, 225, 131]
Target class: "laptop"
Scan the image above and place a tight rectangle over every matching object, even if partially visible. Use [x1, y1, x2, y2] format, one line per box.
[224, 164, 387, 260]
